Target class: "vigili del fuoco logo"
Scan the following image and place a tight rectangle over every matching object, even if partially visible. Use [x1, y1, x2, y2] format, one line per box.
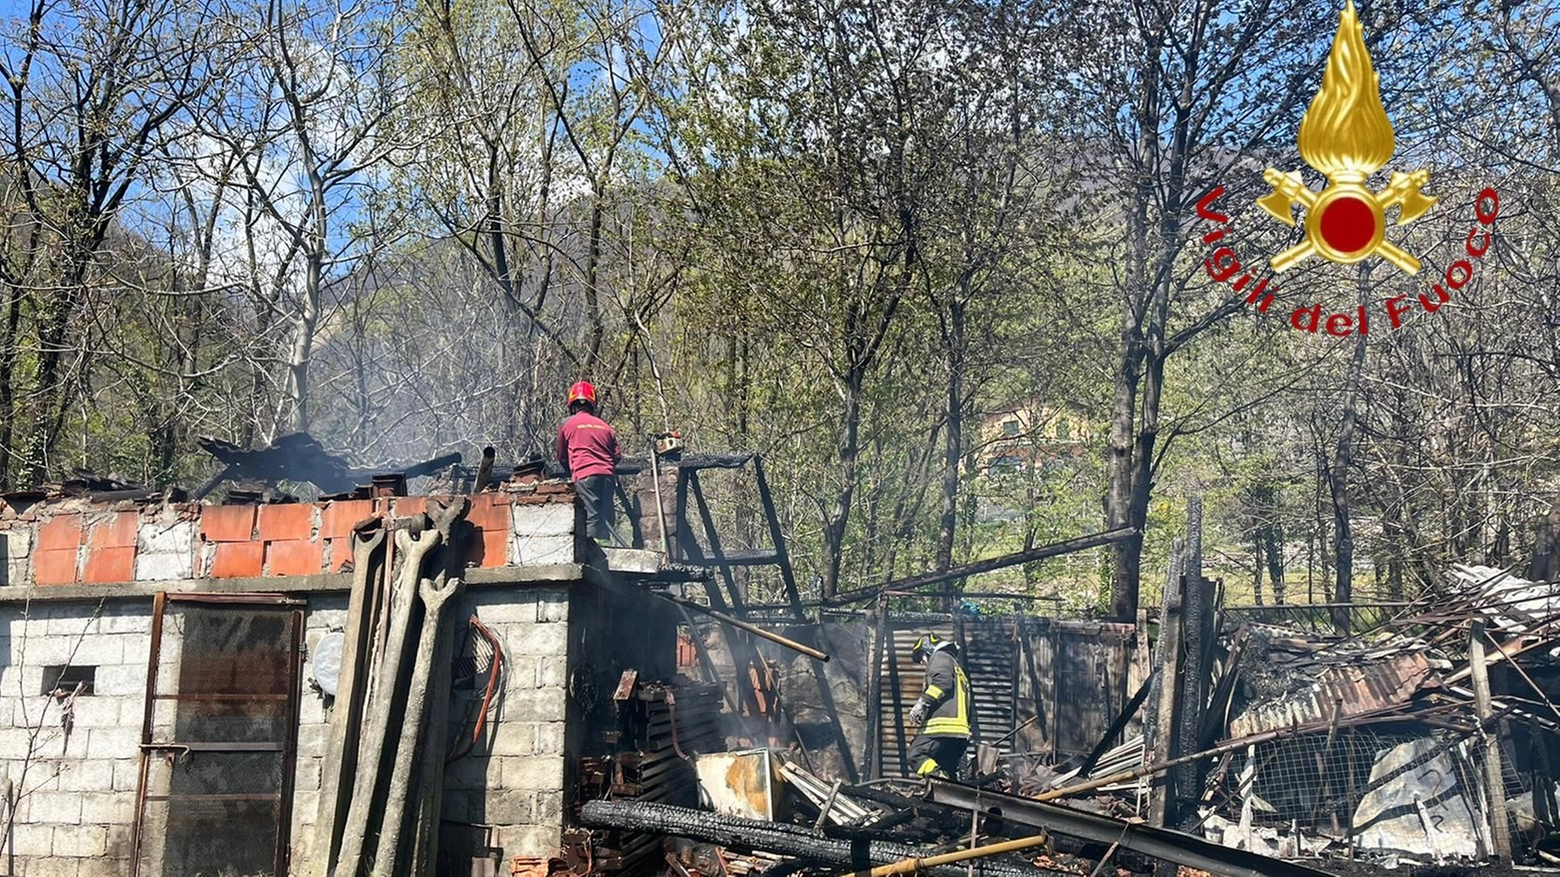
[1196, 1, 1499, 336]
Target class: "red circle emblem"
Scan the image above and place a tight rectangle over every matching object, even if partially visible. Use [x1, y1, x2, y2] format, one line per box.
[1318, 196, 1376, 254]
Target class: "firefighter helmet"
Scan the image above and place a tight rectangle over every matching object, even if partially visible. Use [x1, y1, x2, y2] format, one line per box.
[567, 381, 597, 408]
[910, 632, 953, 664]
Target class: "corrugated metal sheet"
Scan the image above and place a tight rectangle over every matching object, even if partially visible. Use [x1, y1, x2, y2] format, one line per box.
[874, 618, 1134, 776]
[1227, 651, 1434, 738]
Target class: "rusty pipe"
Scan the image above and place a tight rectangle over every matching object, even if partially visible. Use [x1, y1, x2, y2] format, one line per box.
[660, 593, 829, 662]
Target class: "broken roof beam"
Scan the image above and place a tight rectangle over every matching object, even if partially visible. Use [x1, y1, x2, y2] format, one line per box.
[828, 526, 1137, 606]
[923, 780, 1336, 877]
[578, 800, 1048, 877]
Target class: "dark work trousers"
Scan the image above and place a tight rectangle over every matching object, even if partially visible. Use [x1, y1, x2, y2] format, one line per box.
[907, 734, 968, 778]
[573, 474, 621, 545]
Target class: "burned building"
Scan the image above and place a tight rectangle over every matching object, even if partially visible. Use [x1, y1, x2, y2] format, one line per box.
[0, 476, 692, 876]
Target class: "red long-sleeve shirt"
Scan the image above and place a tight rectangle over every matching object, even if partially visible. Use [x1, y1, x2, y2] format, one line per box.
[556, 412, 620, 479]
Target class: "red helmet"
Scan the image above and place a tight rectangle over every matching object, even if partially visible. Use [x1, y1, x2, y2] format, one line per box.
[567, 381, 597, 407]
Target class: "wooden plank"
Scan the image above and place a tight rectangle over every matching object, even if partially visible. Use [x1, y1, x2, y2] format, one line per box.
[1471, 620, 1513, 860]
[309, 525, 385, 876]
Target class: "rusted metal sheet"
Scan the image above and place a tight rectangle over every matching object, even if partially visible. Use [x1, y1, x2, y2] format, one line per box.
[1227, 650, 1434, 738]
[132, 594, 303, 877]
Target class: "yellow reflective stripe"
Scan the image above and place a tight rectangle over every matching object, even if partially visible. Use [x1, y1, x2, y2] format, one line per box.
[956, 665, 969, 722]
[917, 758, 942, 775]
[924, 685, 944, 701]
[924, 717, 969, 734]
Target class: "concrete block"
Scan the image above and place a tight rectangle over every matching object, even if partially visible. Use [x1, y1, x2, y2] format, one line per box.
[10, 824, 51, 856]
[533, 721, 565, 755]
[92, 665, 142, 697]
[298, 691, 326, 726]
[85, 726, 140, 761]
[502, 754, 562, 790]
[511, 503, 575, 538]
[486, 788, 535, 824]
[27, 791, 82, 825]
[294, 755, 321, 792]
[57, 759, 115, 792]
[111, 759, 140, 792]
[508, 620, 568, 657]
[500, 824, 561, 859]
[487, 723, 537, 758]
[537, 656, 567, 689]
[468, 592, 538, 624]
[511, 534, 574, 567]
[77, 859, 131, 877]
[68, 698, 122, 730]
[52, 823, 107, 857]
[506, 686, 566, 721]
[79, 791, 130, 824]
[1, 524, 34, 555]
[120, 636, 150, 666]
[15, 635, 78, 665]
[45, 614, 99, 637]
[1, 528, 34, 588]
[292, 789, 319, 826]
[99, 607, 152, 635]
[296, 722, 329, 756]
[136, 520, 194, 555]
[535, 589, 568, 623]
[133, 549, 193, 582]
[535, 789, 564, 822]
[21, 858, 79, 877]
[78, 633, 125, 665]
[106, 823, 133, 858]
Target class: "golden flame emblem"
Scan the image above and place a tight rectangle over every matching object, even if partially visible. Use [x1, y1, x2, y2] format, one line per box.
[1257, 1, 1435, 274]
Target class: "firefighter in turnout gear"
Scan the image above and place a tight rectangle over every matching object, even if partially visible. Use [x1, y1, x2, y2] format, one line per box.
[905, 632, 971, 779]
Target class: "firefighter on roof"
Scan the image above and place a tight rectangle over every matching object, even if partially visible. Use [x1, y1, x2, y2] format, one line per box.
[556, 380, 623, 546]
[905, 632, 971, 779]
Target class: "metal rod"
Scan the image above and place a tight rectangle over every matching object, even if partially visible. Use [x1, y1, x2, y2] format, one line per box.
[659, 594, 829, 662]
[829, 527, 1136, 606]
[838, 833, 1050, 877]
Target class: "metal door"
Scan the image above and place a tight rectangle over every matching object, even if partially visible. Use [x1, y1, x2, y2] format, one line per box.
[132, 592, 304, 877]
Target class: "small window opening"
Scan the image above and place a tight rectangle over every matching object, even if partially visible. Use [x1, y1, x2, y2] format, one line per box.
[1001, 419, 1020, 437]
[42, 665, 95, 696]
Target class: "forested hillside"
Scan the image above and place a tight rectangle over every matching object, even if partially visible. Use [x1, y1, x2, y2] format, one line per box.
[3, 0, 1558, 615]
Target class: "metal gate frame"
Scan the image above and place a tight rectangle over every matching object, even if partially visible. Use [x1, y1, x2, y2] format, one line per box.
[131, 591, 306, 876]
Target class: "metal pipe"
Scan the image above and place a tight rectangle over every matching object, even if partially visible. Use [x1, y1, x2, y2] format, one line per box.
[839, 833, 1051, 877]
[659, 594, 830, 662]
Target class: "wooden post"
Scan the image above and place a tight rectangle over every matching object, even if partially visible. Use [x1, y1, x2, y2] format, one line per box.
[1146, 544, 1185, 829]
[866, 593, 888, 779]
[1470, 620, 1513, 860]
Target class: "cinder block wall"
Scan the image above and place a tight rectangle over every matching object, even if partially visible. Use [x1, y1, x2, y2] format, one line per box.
[0, 601, 156, 876]
[2, 488, 584, 874]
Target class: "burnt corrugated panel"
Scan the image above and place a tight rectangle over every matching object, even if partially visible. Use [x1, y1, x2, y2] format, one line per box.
[1051, 621, 1133, 758]
[964, 621, 1018, 752]
[1227, 651, 1434, 738]
[877, 624, 954, 777]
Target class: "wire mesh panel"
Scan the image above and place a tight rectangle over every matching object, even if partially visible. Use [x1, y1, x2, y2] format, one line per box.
[133, 593, 304, 877]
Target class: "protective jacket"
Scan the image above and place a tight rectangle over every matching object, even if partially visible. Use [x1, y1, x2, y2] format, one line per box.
[918, 648, 971, 738]
[557, 412, 620, 479]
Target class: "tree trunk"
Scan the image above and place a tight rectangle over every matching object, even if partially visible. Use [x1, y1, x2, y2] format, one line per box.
[1327, 271, 1369, 633]
[1264, 523, 1286, 604]
[935, 299, 965, 573]
[820, 367, 865, 599]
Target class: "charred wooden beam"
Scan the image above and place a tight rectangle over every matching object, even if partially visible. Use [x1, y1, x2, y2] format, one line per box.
[578, 800, 1047, 877]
